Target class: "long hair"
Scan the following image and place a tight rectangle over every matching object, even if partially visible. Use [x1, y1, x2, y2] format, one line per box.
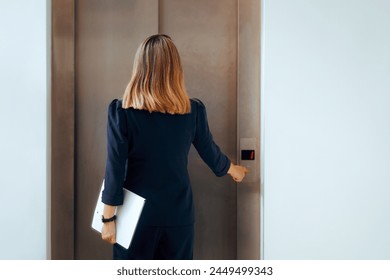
[122, 34, 191, 114]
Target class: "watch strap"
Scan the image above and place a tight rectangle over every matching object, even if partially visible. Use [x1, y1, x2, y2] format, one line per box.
[101, 214, 117, 223]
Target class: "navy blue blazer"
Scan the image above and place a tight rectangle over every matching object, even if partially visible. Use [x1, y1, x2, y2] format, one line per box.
[102, 98, 231, 226]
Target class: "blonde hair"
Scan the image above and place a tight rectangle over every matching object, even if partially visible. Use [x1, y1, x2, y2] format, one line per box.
[122, 34, 191, 114]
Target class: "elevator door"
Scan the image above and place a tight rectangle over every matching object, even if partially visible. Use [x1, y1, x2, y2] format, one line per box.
[75, 0, 238, 259]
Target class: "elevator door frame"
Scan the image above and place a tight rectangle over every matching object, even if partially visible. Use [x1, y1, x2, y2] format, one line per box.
[51, 0, 260, 260]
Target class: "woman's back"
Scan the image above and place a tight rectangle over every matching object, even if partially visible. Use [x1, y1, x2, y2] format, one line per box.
[103, 98, 230, 226]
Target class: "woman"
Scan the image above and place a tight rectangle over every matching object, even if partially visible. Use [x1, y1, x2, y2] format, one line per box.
[101, 34, 248, 260]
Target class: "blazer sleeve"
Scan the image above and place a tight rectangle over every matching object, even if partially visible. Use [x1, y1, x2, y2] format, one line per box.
[192, 99, 231, 177]
[102, 99, 128, 206]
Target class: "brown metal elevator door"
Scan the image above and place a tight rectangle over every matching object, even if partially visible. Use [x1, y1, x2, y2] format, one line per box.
[75, 0, 238, 259]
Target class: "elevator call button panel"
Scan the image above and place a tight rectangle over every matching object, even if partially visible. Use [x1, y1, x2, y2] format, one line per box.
[241, 150, 255, 160]
[239, 138, 257, 183]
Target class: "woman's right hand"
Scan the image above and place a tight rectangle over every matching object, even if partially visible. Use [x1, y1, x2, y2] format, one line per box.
[101, 204, 117, 244]
[101, 221, 116, 244]
[227, 163, 250, 182]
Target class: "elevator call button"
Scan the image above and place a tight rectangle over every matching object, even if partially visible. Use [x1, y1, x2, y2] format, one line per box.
[241, 150, 255, 160]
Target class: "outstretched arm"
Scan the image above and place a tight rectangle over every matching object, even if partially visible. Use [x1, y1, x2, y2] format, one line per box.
[192, 99, 249, 182]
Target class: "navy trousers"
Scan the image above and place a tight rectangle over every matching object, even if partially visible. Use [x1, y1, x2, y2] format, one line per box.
[113, 224, 194, 260]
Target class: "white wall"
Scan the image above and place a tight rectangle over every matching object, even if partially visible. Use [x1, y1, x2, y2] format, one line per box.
[0, 0, 49, 259]
[261, 0, 390, 259]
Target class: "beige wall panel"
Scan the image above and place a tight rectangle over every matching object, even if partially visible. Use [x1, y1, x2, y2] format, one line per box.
[75, 0, 158, 259]
[159, 0, 238, 259]
[51, 0, 75, 260]
[237, 0, 261, 259]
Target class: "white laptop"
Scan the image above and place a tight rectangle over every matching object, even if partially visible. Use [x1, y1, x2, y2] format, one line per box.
[92, 180, 145, 249]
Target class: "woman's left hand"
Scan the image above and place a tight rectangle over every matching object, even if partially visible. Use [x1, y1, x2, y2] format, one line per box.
[227, 163, 250, 182]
